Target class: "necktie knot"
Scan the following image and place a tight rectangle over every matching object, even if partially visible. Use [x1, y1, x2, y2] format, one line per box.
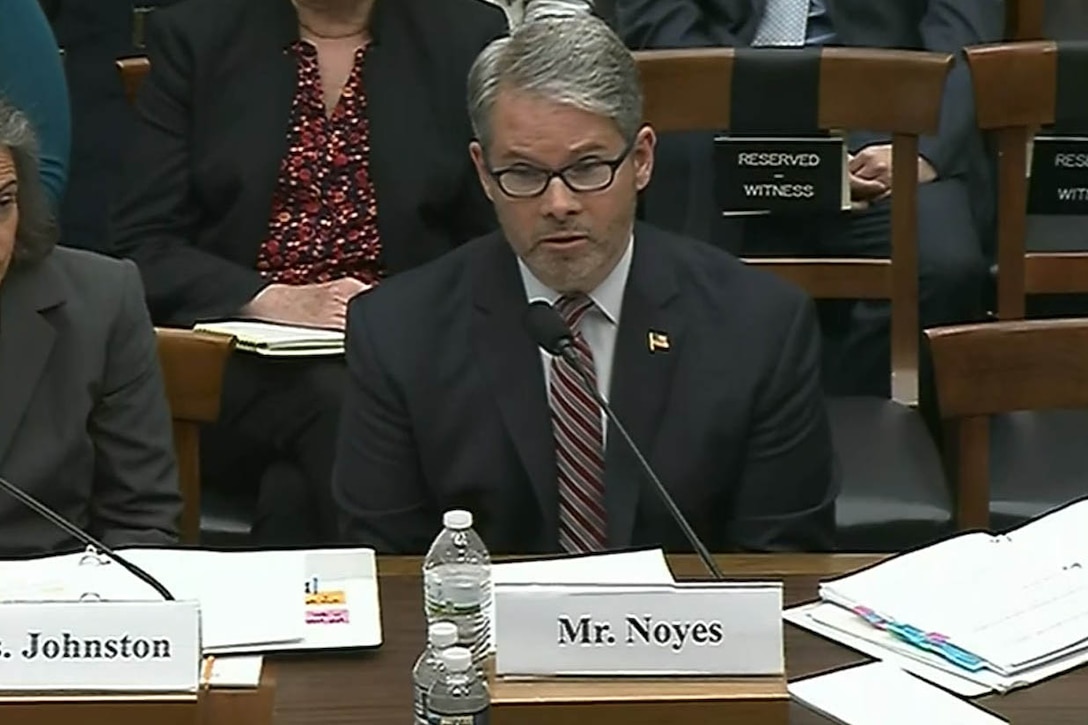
[554, 294, 595, 332]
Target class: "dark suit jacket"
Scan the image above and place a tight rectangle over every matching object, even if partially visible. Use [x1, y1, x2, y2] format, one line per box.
[108, 0, 507, 327]
[333, 223, 837, 555]
[0, 248, 182, 556]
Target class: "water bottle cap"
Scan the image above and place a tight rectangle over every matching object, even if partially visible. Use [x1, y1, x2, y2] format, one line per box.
[443, 510, 473, 530]
[429, 621, 459, 648]
[441, 646, 473, 672]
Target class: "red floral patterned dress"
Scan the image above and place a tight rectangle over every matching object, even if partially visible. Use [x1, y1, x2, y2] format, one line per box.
[256, 41, 383, 286]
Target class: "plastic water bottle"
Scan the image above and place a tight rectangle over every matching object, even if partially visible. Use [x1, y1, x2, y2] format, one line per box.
[426, 646, 490, 725]
[412, 621, 459, 725]
[423, 510, 492, 663]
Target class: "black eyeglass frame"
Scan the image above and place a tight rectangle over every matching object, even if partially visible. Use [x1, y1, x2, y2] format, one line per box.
[483, 131, 642, 199]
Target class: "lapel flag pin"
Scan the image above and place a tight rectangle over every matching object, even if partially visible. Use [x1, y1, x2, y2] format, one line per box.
[647, 330, 670, 353]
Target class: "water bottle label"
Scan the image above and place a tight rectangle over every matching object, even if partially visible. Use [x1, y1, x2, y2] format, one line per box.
[432, 712, 488, 725]
[413, 687, 427, 725]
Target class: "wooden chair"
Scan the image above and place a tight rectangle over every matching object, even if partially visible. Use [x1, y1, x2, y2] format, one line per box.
[116, 56, 150, 105]
[966, 40, 1088, 320]
[927, 318, 1088, 530]
[635, 48, 956, 549]
[1006, 0, 1046, 40]
[156, 328, 234, 544]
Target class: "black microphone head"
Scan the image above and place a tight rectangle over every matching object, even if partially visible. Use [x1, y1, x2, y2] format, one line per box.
[523, 300, 573, 355]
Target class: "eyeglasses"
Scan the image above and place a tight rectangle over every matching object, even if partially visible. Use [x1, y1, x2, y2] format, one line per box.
[487, 138, 636, 199]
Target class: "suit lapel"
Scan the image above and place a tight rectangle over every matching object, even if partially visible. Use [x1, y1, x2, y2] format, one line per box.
[605, 225, 684, 548]
[471, 237, 559, 543]
[235, 0, 298, 258]
[0, 261, 63, 465]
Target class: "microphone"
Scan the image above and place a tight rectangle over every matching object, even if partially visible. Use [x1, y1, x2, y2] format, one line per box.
[0, 474, 175, 600]
[523, 300, 724, 580]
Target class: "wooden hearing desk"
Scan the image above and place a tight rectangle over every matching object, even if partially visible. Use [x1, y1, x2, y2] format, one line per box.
[247, 555, 1085, 724]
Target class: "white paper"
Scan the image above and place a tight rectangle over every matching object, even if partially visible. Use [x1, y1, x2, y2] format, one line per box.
[221, 548, 381, 654]
[205, 656, 263, 688]
[820, 499, 1088, 675]
[119, 549, 304, 651]
[789, 662, 1007, 725]
[493, 549, 675, 586]
[784, 602, 991, 697]
[786, 600, 1088, 695]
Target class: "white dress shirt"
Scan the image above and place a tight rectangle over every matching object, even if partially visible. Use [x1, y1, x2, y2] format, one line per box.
[518, 236, 634, 439]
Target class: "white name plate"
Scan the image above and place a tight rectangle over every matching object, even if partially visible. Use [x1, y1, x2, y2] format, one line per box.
[494, 582, 783, 677]
[0, 601, 201, 693]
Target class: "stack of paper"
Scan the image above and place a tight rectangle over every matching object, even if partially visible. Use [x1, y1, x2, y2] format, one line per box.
[193, 320, 344, 357]
[0, 546, 381, 655]
[786, 497, 1088, 695]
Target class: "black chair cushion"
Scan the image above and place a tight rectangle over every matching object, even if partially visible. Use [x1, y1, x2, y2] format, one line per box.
[990, 410, 1088, 531]
[200, 485, 255, 548]
[829, 397, 953, 552]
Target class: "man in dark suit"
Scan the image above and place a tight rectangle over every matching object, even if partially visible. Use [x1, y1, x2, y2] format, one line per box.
[618, 0, 1004, 396]
[332, 14, 836, 555]
[0, 100, 181, 554]
[108, 0, 507, 544]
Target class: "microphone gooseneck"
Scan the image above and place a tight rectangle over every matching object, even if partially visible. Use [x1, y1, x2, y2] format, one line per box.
[0, 474, 176, 600]
[522, 301, 724, 580]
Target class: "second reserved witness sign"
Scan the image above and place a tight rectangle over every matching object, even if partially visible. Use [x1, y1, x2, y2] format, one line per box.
[1028, 136, 1088, 214]
[714, 136, 848, 216]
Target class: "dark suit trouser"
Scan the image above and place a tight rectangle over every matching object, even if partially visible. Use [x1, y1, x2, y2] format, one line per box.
[739, 178, 988, 397]
[201, 355, 345, 545]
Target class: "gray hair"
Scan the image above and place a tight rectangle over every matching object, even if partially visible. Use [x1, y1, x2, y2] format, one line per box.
[0, 98, 59, 266]
[467, 13, 643, 152]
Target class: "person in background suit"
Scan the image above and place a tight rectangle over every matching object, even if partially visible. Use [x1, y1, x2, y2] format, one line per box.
[108, 0, 507, 545]
[0, 0, 70, 211]
[0, 99, 180, 556]
[618, 0, 1005, 397]
[333, 14, 837, 555]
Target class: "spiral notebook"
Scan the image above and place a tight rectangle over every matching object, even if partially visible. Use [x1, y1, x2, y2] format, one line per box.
[819, 498, 1088, 677]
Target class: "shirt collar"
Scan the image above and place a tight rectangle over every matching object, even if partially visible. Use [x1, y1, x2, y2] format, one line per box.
[518, 234, 634, 326]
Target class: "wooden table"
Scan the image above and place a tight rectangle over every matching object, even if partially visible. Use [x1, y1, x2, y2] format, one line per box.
[259, 555, 1088, 724]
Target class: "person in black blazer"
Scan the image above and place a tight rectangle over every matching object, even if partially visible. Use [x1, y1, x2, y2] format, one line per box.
[0, 100, 180, 555]
[617, 0, 1004, 397]
[332, 14, 837, 554]
[108, 0, 508, 545]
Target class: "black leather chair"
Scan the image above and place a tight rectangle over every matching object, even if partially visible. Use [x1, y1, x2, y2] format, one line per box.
[635, 47, 956, 550]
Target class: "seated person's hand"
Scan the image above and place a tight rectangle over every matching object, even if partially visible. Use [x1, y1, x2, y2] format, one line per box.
[243, 277, 372, 330]
[848, 144, 937, 206]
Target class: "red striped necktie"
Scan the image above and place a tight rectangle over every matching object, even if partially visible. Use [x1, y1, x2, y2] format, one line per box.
[549, 294, 607, 553]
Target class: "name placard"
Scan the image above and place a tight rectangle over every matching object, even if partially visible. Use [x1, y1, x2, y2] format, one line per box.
[0, 601, 201, 693]
[494, 582, 783, 677]
[1028, 135, 1088, 214]
[714, 136, 849, 216]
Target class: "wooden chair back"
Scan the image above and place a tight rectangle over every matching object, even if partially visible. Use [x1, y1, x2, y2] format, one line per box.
[1007, 0, 1046, 39]
[965, 40, 1088, 319]
[635, 47, 953, 404]
[156, 328, 234, 544]
[116, 56, 150, 105]
[926, 317, 1088, 528]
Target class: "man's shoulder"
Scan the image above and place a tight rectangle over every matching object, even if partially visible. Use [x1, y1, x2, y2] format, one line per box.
[640, 223, 809, 310]
[350, 233, 500, 323]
